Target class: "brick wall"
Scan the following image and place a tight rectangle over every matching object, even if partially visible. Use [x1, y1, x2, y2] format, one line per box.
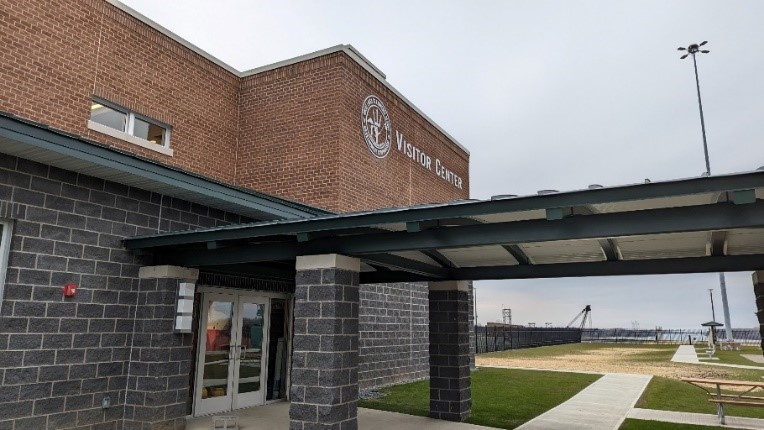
[0, 0, 240, 185]
[0, 155, 249, 430]
[237, 53, 470, 213]
[1, 1, 469, 215]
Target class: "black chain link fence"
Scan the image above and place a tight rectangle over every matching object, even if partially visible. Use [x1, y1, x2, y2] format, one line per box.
[475, 326, 762, 354]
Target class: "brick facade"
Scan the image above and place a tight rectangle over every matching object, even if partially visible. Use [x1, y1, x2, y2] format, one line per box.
[237, 53, 470, 213]
[1, 0, 469, 214]
[1, 1, 474, 427]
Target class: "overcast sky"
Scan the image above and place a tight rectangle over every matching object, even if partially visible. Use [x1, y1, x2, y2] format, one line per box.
[120, 0, 763, 329]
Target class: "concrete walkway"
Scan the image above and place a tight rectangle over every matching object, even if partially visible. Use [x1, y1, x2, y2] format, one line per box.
[743, 354, 764, 364]
[628, 408, 764, 430]
[671, 344, 700, 363]
[671, 345, 764, 369]
[186, 402, 496, 430]
[515, 373, 652, 430]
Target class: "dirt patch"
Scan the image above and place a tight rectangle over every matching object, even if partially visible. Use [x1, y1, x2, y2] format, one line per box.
[476, 346, 746, 380]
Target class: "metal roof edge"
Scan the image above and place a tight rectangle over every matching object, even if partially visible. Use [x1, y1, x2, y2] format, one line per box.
[239, 44, 386, 79]
[240, 45, 470, 157]
[123, 168, 764, 249]
[0, 112, 329, 219]
[104, 0, 241, 76]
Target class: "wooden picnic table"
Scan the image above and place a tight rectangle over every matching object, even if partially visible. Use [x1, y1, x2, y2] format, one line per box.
[680, 377, 764, 425]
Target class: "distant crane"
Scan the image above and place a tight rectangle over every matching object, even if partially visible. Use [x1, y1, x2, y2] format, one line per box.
[567, 305, 592, 330]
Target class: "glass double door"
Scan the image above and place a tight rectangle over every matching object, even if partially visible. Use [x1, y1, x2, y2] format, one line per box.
[195, 293, 270, 416]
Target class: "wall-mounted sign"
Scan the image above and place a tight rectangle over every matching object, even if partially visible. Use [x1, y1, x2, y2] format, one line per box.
[361, 95, 392, 158]
[361, 95, 463, 190]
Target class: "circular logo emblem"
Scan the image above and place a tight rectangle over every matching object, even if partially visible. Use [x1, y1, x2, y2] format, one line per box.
[361, 95, 392, 158]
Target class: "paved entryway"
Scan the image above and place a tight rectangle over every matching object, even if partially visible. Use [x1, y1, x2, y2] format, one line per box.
[742, 354, 764, 364]
[515, 373, 652, 430]
[186, 402, 496, 430]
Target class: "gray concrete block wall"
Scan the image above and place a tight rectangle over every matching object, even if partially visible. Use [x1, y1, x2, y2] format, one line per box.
[358, 282, 429, 390]
[428, 288, 471, 422]
[290, 265, 360, 430]
[0, 156, 248, 430]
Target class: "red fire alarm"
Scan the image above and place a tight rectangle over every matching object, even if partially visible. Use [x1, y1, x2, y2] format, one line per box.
[63, 283, 77, 297]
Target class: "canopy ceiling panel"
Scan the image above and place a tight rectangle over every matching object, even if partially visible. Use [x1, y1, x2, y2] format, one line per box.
[389, 251, 440, 266]
[521, 239, 606, 264]
[726, 229, 764, 256]
[617, 231, 708, 260]
[439, 245, 518, 267]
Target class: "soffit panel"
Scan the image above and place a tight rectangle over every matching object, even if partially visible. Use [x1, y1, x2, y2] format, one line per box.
[389, 251, 440, 266]
[522, 240, 605, 264]
[439, 245, 518, 267]
[726, 229, 764, 256]
[617, 231, 708, 260]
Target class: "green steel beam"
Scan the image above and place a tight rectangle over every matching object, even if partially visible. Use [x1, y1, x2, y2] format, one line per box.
[296, 201, 764, 256]
[145, 202, 764, 268]
[125, 170, 764, 250]
[359, 254, 764, 283]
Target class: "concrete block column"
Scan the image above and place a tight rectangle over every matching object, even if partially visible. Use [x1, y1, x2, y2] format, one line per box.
[753, 271, 764, 355]
[290, 254, 360, 430]
[124, 265, 199, 430]
[428, 280, 471, 422]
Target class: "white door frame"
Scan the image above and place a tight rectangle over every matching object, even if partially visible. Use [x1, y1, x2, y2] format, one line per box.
[193, 288, 291, 416]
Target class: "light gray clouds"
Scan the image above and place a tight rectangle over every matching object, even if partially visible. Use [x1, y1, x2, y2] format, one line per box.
[121, 0, 764, 328]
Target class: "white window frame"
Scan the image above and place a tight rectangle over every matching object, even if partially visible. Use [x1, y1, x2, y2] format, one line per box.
[88, 98, 174, 156]
[0, 219, 14, 316]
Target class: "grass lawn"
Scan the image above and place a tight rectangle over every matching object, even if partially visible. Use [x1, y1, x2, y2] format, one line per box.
[359, 367, 600, 429]
[620, 418, 727, 430]
[695, 346, 764, 367]
[636, 376, 764, 419]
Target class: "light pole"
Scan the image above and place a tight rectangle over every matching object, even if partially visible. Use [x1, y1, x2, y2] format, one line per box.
[678, 41, 734, 342]
[678, 41, 711, 175]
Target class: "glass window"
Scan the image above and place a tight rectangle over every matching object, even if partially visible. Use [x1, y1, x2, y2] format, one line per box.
[90, 102, 127, 132]
[133, 117, 167, 145]
[0, 220, 13, 316]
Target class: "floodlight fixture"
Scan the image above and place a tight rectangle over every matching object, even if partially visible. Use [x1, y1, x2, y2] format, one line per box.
[678, 41, 711, 175]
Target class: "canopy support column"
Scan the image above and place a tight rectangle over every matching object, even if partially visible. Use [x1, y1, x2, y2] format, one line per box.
[428, 280, 472, 422]
[290, 254, 360, 430]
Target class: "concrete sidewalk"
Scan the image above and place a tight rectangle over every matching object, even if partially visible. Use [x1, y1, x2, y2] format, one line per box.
[628, 408, 764, 430]
[187, 402, 497, 430]
[671, 344, 700, 363]
[515, 373, 652, 430]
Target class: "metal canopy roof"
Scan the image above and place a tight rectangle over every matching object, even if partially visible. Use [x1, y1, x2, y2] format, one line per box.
[0, 113, 328, 221]
[124, 169, 764, 283]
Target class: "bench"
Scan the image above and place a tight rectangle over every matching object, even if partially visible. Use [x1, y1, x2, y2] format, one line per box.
[681, 378, 764, 425]
[720, 341, 742, 351]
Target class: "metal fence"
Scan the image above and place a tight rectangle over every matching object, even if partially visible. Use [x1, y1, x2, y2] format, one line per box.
[581, 328, 762, 345]
[475, 326, 762, 354]
[475, 325, 581, 354]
